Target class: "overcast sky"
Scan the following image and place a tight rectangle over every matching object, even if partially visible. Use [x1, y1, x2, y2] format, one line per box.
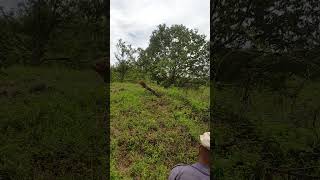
[110, 0, 210, 64]
[0, 0, 21, 10]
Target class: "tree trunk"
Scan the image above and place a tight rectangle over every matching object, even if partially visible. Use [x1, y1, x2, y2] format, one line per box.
[165, 69, 176, 88]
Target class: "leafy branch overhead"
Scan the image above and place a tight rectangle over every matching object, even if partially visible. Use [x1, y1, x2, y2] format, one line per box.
[212, 0, 320, 88]
[211, 0, 320, 54]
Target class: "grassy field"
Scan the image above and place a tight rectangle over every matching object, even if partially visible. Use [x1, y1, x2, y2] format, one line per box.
[212, 82, 320, 179]
[0, 66, 107, 179]
[3, 65, 318, 179]
[110, 82, 209, 179]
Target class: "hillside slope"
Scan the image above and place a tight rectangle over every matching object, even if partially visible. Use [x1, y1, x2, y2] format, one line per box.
[110, 82, 209, 179]
[0, 66, 107, 179]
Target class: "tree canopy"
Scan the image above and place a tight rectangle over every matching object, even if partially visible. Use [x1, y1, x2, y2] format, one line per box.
[211, 0, 320, 85]
[138, 24, 209, 87]
[0, 0, 107, 67]
[211, 0, 320, 53]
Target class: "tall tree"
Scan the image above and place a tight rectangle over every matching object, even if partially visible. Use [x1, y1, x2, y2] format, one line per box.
[0, 0, 107, 67]
[2, 0, 78, 65]
[114, 39, 136, 82]
[140, 24, 209, 87]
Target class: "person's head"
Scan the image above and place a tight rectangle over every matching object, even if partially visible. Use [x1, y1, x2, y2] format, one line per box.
[199, 132, 210, 166]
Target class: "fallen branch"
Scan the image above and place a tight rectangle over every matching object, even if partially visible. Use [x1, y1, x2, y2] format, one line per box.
[138, 81, 161, 97]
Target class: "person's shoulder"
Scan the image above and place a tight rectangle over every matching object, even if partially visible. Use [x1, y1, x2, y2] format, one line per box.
[174, 163, 187, 168]
[169, 164, 197, 175]
[168, 164, 188, 180]
[170, 163, 187, 173]
[169, 163, 210, 180]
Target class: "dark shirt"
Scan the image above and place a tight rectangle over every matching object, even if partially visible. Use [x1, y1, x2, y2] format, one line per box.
[168, 162, 210, 180]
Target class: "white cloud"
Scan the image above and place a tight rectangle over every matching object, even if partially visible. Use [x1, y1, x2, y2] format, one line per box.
[110, 0, 210, 64]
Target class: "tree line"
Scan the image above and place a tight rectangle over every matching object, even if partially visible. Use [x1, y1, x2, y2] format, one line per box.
[112, 24, 210, 88]
[0, 0, 107, 68]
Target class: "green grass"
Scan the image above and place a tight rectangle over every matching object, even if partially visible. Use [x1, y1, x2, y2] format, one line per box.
[0, 66, 210, 179]
[110, 82, 209, 179]
[212, 82, 320, 179]
[0, 66, 107, 179]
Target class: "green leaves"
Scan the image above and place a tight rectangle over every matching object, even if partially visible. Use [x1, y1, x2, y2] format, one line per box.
[114, 39, 138, 82]
[139, 24, 209, 87]
[212, 0, 320, 52]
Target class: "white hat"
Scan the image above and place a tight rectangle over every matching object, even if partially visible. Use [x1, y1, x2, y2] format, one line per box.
[200, 132, 210, 150]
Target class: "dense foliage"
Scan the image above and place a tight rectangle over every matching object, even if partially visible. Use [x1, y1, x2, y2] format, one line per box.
[0, 1, 108, 179]
[112, 24, 210, 88]
[211, 0, 320, 179]
[0, 0, 107, 68]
